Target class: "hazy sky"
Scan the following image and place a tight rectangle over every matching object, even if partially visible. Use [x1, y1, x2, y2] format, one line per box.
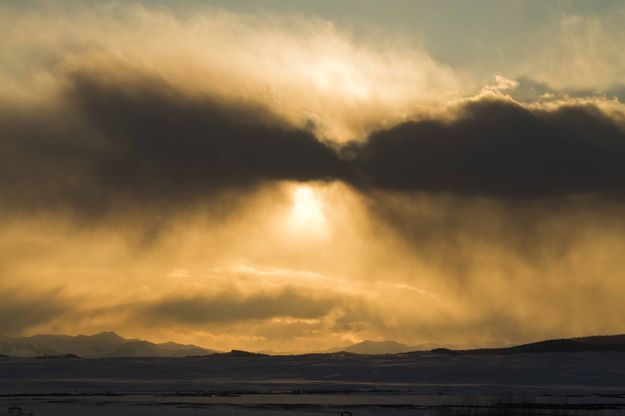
[1, 0, 625, 352]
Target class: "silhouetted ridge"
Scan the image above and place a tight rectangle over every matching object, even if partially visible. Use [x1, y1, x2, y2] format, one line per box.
[430, 348, 458, 355]
[442, 334, 625, 355]
[217, 350, 269, 358]
[573, 334, 625, 346]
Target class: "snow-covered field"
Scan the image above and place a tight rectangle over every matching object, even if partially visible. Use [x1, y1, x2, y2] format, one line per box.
[1, 352, 624, 415]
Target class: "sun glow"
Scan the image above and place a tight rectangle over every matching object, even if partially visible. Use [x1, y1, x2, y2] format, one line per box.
[286, 185, 328, 237]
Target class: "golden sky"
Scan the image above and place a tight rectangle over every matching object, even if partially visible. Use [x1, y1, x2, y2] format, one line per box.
[1, 1, 625, 352]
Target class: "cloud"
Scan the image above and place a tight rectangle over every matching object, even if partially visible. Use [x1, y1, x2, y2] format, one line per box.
[1, 2, 625, 351]
[349, 188, 625, 345]
[4, 73, 625, 223]
[500, 76, 625, 103]
[142, 288, 340, 324]
[0, 70, 345, 218]
[0, 287, 69, 335]
[525, 13, 625, 90]
[2, 3, 625, 221]
[347, 97, 625, 198]
[0, 2, 461, 142]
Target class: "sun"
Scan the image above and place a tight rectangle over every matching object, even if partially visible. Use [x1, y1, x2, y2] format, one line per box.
[286, 185, 328, 237]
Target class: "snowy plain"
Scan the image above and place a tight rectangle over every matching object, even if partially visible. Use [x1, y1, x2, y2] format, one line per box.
[1, 351, 624, 415]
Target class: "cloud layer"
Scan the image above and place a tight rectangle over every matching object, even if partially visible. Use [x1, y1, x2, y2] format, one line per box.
[3, 71, 625, 222]
[1, 3, 625, 351]
[1, 71, 343, 217]
[349, 96, 625, 198]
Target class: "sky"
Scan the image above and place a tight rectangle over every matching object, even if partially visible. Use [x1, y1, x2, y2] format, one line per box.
[1, 0, 625, 352]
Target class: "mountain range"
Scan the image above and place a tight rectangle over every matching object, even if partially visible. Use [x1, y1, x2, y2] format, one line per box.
[0, 332, 216, 358]
[1, 333, 624, 358]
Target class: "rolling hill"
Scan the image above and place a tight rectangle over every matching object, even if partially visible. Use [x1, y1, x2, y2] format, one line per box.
[431, 334, 625, 355]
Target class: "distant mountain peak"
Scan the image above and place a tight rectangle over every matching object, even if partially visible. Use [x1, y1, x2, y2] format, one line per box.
[355, 340, 409, 346]
[326, 339, 417, 355]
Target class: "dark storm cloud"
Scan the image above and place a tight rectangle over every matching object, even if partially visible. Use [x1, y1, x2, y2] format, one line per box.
[143, 289, 338, 324]
[3, 69, 625, 220]
[0, 70, 345, 217]
[67, 73, 346, 187]
[347, 98, 625, 198]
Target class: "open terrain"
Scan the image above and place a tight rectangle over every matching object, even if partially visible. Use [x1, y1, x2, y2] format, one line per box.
[1, 347, 624, 415]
